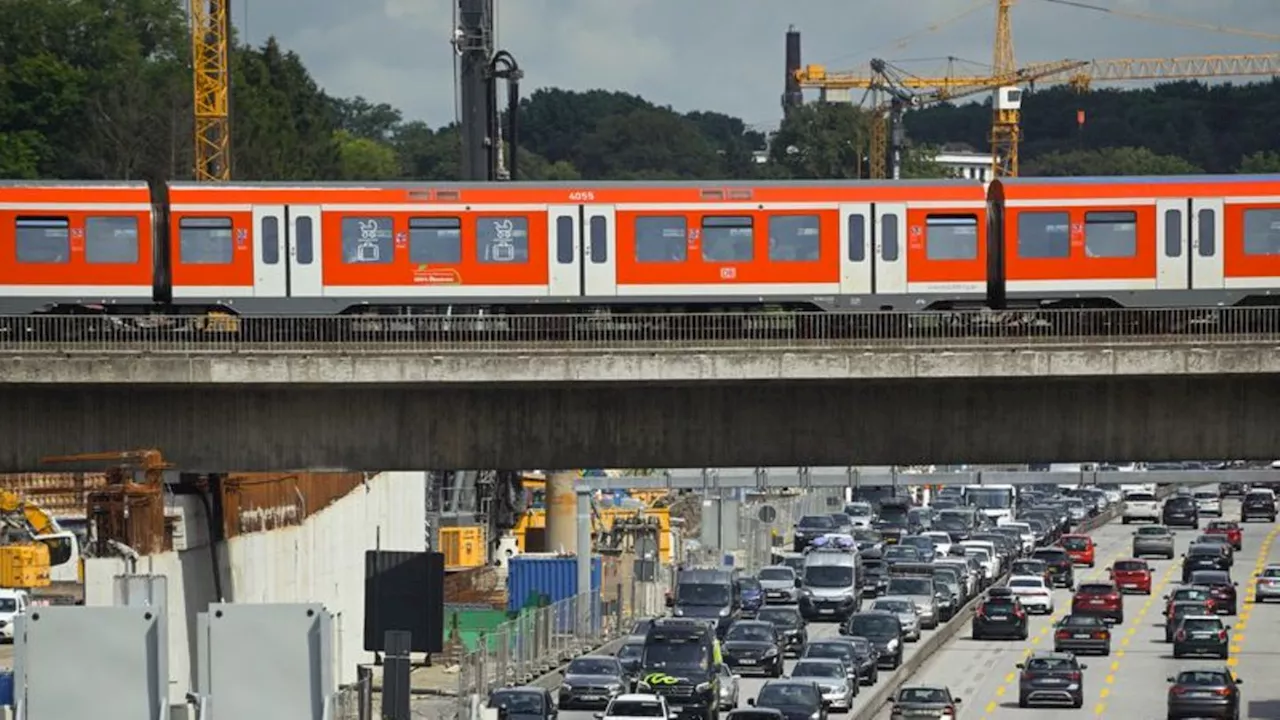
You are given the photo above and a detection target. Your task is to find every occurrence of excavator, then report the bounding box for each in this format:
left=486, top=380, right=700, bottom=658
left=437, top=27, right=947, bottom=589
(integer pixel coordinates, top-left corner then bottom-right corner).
left=0, top=489, right=83, bottom=594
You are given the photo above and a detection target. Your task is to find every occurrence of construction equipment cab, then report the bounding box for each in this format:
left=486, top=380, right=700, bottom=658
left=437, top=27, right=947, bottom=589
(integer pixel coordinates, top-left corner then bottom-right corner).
left=673, top=568, right=740, bottom=638
left=0, top=589, right=30, bottom=643
left=637, top=618, right=719, bottom=720
left=0, top=489, right=83, bottom=587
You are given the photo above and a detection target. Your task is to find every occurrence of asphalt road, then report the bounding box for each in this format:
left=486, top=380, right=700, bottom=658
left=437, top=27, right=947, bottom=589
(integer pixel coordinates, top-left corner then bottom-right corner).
left=869, top=488, right=1279, bottom=719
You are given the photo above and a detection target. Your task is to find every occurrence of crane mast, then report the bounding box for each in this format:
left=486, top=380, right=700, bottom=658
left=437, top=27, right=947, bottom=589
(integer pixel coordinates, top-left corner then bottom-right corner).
left=191, top=0, right=231, bottom=182
left=990, top=0, right=1020, bottom=177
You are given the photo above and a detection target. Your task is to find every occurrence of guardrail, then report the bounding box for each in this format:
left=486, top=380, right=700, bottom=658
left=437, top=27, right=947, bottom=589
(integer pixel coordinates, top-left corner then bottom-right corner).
left=1, top=306, right=1279, bottom=353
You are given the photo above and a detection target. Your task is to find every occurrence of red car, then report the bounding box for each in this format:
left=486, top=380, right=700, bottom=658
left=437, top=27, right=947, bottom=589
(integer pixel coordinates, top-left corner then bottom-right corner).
left=1060, top=534, right=1096, bottom=567
left=1109, top=559, right=1153, bottom=595
left=1072, top=582, right=1124, bottom=624
left=1205, top=520, right=1243, bottom=550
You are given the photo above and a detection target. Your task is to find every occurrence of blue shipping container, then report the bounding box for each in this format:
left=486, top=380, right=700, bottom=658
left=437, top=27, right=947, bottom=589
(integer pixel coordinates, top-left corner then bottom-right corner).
left=506, top=556, right=602, bottom=614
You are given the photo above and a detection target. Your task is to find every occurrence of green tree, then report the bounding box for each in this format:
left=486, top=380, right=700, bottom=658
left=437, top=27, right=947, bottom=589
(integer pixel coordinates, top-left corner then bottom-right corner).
left=334, top=130, right=399, bottom=179
left=1240, top=150, right=1280, bottom=173
left=573, top=108, right=722, bottom=180
left=1023, top=146, right=1201, bottom=176
left=770, top=103, right=868, bottom=179
left=330, top=96, right=403, bottom=142
left=900, top=144, right=951, bottom=179
left=393, top=122, right=460, bottom=180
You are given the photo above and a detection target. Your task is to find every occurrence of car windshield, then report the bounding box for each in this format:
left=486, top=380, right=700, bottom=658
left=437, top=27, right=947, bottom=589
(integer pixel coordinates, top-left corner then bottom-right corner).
left=490, top=691, right=544, bottom=714
left=799, top=516, right=836, bottom=530
left=1188, top=546, right=1222, bottom=556
left=741, top=578, right=762, bottom=592
left=805, top=643, right=853, bottom=661
left=1026, top=657, right=1078, bottom=672
left=1078, top=584, right=1115, bottom=594
left=846, top=503, right=872, bottom=516
left=982, top=598, right=1017, bottom=611
left=1061, top=615, right=1105, bottom=627
left=726, top=625, right=774, bottom=642
left=1171, top=603, right=1205, bottom=616
left=1114, top=561, right=1146, bottom=571
left=608, top=701, right=665, bottom=717
left=887, top=578, right=932, bottom=595
left=793, top=662, right=843, bottom=678
left=757, top=609, right=800, bottom=628
left=966, top=488, right=1014, bottom=509
left=1176, top=671, right=1232, bottom=687
left=0, top=599, right=16, bottom=613
left=1174, top=588, right=1211, bottom=599
left=1009, top=578, right=1044, bottom=589
left=756, top=684, right=820, bottom=707
left=1012, top=561, right=1046, bottom=573
left=1061, top=537, right=1089, bottom=550
left=804, top=566, right=854, bottom=588
left=1260, top=568, right=1280, bottom=579
left=897, top=688, right=950, bottom=704
left=965, top=548, right=990, bottom=560
left=618, top=643, right=643, bottom=659
left=1136, top=527, right=1170, bottom=536
left=1181, top=618, right=1223, bottom=631
left=677, top=583, right=731, bottom=606
left=847, top=616, right=899, bottom=637
left=884, top=546, right=919, bottom=560
left=1194, top=491, right=1217, bottom=499
left=632, top=619, right=652, bottom=635
left=1208, top=521, right=1236, bottom=530
left=1033, top=550, right=1068, bottom=562
left=1126, top=493, right=1156, bottom=502
left=641, top=638, right=710, bottom=670
left=872, top=600, right=913, bottom=613
left=568, top=658, right=619, bottom=675
left=1191, top=572, right=1230, bottom=585
left=759, top=568, right=793, bottom=581
left=935, top=516, right=967, bottom=530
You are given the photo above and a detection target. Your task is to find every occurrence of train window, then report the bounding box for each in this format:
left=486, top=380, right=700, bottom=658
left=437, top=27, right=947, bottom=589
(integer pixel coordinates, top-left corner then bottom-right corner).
left=881, top=214, right=899, bottom=262
left=847, top=214, right=866, bottom=262
left=590, top=215, right=608, bottom=264
left=477, top=216, right=529, bottom=264
left=410, top=217, right=462, bottom=263
left=554, top=216, right=574, bottom=264
left=14, top=217, right=70, bottom=264
left=341, top=216, right=394, bottom=264
left=1016, top=212, right=1070, bottom=259
left=702, top=216, right=753, bottom=262
left=296, top=216, right=314, bottom=265
left=635, top=216, right=687, bottom=262
left=1198, top=208, right=1216, bottom=257
left=1164, top=209, right=1183, bottom=258
left=768, top=215, right=820, bottom=261
left=925, top=215, right=979, bottom=261
left=1084, top=211, right=1137, bottom=258
left=178, top=217, right=234, bottom=265
left=84, top=216, right=139, bottom=264
left=1242, top=209, right=1280, bottom=256
left=259, top=216, right=279, bottom=265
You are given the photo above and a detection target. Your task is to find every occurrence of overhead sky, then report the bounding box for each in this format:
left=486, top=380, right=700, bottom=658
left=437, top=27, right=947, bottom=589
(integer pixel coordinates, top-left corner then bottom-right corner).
left=235, top=0, right=1279, bottom=130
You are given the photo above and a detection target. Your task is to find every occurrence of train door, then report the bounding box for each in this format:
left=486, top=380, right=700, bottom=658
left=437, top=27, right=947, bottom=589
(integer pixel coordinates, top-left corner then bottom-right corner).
left=582, top=205, right=618, bottom=296
left=1155, top=199, right=1189, bottom=290
left=874, top=203, right=908, bottom=294
left=251, top=205, right=288, bottom=297
left=1190, top=197, right=1225, bottom=289
left=547, top=205, right=580, bottom=297
left=838, top=204, right=873, bottom=294
left=288, top=205, right=323, bottom=297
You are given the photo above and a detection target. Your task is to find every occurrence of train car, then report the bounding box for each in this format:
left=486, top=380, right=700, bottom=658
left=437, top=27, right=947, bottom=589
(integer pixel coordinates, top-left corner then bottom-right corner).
left=164, top=179, right=989, bottom=314
left=988, top=175, right=1280, bottom=309
left=0, top=181, right=157, bottom=314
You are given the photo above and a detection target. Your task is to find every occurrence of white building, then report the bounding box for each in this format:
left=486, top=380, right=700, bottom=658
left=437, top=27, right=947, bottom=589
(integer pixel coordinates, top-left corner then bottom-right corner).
left=936, top=149, right=996, bottom=182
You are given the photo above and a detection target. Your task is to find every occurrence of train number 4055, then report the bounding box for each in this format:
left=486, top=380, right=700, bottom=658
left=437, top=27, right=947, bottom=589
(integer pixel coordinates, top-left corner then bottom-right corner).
left=568, top=190, right=596, bottom=201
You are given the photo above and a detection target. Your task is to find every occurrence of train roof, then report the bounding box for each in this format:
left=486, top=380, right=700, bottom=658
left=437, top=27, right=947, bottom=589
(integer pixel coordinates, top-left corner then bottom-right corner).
left=993, top=173, right=1280, bottom=199
left=0, top=180, right=150, bottom=189
left=165, top=179, right=986, bottom=190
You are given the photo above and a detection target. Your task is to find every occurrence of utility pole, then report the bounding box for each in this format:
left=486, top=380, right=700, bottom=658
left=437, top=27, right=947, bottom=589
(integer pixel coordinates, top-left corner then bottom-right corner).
left=454, top=0, right=522, bottom=181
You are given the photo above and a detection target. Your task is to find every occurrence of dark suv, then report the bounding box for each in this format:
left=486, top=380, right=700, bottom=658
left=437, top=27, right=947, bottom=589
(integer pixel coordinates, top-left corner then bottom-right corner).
left=1162, top=496, right=1199, bottom=529
left=1172, top=615, right=1230, bottom=659
left=1017, top=652, right=1087, bottom=709
left=1242, top=492, right=1277, bottom=523
left=972, top=589, right=1029, bottom=640
left=1031, top=547, right=1075, bottom=590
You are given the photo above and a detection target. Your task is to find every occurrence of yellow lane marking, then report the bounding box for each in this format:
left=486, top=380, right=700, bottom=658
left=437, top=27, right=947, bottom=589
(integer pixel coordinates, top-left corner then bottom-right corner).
left=1095, top=541, right=1181, bottom=713
left=1109, top=661, right=1120, bottom=672
left=985, top=700, right=997, bottom=714
left=1099, top=686, right=1111, bottom=698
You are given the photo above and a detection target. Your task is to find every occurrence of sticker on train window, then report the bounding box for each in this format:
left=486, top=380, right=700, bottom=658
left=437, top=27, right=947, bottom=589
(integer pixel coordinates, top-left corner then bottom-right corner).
left=341, top=217, right=395, bottom=264
left=477, top=216, right=529, bottom=264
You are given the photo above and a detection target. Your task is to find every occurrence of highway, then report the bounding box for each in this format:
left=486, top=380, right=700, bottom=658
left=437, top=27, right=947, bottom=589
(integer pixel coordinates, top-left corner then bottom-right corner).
left=870, top=491, right=1279, bottom=719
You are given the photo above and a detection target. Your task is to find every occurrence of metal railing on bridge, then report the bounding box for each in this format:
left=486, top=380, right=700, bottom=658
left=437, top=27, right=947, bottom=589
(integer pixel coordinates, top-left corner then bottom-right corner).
left=2, top=307, right=1280, bottom=353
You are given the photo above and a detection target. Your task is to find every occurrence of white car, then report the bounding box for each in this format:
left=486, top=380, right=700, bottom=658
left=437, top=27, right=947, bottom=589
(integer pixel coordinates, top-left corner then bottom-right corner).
left=0, top=589, right=28, bottom=642
left=844, top=502, right=875, bottom=528
left=1006, top=575, right=1054, bottom=614
left=1194, top=490, right=1222, bottom=516
left=600, top=694, right=670, bottom=720
left=996, top=521, right=1036, bottom=554
left=1121, top=491, right=1161, bottom=524
left=922, top=531, right=953, bottom=558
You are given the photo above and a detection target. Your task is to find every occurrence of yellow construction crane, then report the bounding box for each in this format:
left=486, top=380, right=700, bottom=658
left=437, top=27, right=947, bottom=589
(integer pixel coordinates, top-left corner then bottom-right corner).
left=794, top=0, right=1280, bottom=178
left=191, top=0, right=231, bottom=181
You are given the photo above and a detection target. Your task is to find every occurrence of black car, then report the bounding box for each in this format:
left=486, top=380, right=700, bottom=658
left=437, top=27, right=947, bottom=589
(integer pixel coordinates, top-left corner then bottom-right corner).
left=615, top=636, right=646, bottom=684
left=888, top=685, right=962, bottom=719
left=1219, top=482, right=1248, bottom=498
left=756, top=606, right=807, bottom=657
left=1167, top=668, right=1242, bottom=720
left=1172, top=615, right=1231, bottom=659
left=794, top=515, right=838, bottom=551
left=1030, top=547, right=1075, bottom=589
left=972, top=589, right=1029, bottom=640
left=1188, top=570, right=1239, bottom=615
left=882, top=545, right=924, bottom=565
left=1017, top=652, right=1087, bottom=709
left=750, top=680, right=828, bottom=720
left=1183, top=544, right=1231, bottom=580
left=842, top=611, right=904, bottom=669
left=488, top=687, right=557, bottom=720
left=726, top=711, right=784, bottom=720
left=1242, top=491, right=1277, bottom=522
left=558, top=656, right=628, bottom=709
left=860, top=552, right=889, bottom=598
left=721, top=620, right=784, bottom=677
left=1163, top=496, right=1200, bottom=528
left=932, top=514, right=971, bottom=543
left=1052, top=614, right=1111, bottom=656
left=803, top=638, right=879, bottom=686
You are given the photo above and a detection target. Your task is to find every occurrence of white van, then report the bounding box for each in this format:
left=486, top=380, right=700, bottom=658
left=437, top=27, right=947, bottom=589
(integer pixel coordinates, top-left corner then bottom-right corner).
left=959, top=540, right=1000, bottom=580
left=0, top=589, right=30, bottom=642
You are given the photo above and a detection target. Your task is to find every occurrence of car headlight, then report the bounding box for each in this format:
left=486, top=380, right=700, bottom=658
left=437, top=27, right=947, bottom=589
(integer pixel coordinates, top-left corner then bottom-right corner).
left=673, top=608, right=684, bottom=617
left=719, top=607, right=730, bottom=617
left=763, top=647, right=779, bottom=657
left=562, top=684, right=573, bottom=691
left=608, top=684, right=622, bottom=692
left=637, top=682, right=651, bottom=691
left=809, top=712, right=820, bottom=720
left=696, top=682, right=713, bottom=694
left=886, top=638, right=899, bottom=650
left=801, top=589, right=813, bottom=597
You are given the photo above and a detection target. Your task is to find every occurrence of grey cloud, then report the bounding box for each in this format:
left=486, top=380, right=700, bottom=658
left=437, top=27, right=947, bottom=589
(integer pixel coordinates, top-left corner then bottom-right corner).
left=236, top=0, right=1279, bottom=129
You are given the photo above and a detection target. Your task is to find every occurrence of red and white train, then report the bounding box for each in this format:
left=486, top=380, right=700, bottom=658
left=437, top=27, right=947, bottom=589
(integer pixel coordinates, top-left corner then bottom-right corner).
left=1, top=175, right=1278, bottom=315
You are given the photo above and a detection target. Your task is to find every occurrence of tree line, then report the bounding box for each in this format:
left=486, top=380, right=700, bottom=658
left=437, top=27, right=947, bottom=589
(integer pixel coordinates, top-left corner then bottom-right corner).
left=3, top=0, right=1279, bottom=184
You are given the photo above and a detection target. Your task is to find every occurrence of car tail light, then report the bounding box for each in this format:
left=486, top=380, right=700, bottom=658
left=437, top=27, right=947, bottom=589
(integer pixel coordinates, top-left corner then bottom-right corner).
left=1014, top=607, right=1026, bottom=618
left=1092, top=631, right=1107, bottom=639
left=1171, top=686, right=1189, bottom=696
left=1055, top=630, right=1070, bottom=639
left=1219, top=630, right=1228, bottom=641
left=944, top=705, right=956, bottom=717
left=1214, top=688, right=1231, bottom=697
left=1067, top=671, right=1081, bottom=681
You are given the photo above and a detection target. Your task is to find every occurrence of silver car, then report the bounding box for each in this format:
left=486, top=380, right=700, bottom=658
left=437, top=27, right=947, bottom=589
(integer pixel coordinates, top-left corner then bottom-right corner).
left=869, top=596, right=922, bottom=641
left=1132, top=525, right=1176, bottom=560
left=789, top=658, right=856, bottom=712
left=1255, top=564, right=1280, bottom=603
left=715, top=663, right=740, bottom=710
left=758, top=566, right=799, bottom=604
left=885, top=576, right=940, bottom=629
left=844, top=502, right=875, bottom=529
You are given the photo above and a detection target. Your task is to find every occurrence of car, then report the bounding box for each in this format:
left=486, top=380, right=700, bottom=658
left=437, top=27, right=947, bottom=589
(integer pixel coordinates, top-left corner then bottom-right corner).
left=1059, top=534, right=1096, bottom=567
left=740, top=577, right=764, bottom=617
left=884, top=576, right=940, bottom=629
left=1241, top=491, right=1277, bottom=522
left=1030, top=547, right=1075, bottom=589
left=1132, top=525, right=1176, bottom=559
left=599, top=694, right=672, bottom=720
left=1220, top=482, right=1249, bottom=498
left=897, top=535, right=936, bottom=562
left=842, top=611, right=904, bottom=669
left=1165, top=585, right=1219, bottom=617
left=1193, top=490, right=1223, bottom=516
left=721, top=620, right=785, bottom=676
left=1183, top=544, right=1232, bottom=580
left=921, top=531, right=953, bottom=558
left=887, top=685, right=962, bottom=719
left=1166, top=668, right=1243, bottom=720
left=789, top=659, right=857, bottom=711
left=1254, top=563, right=1280, bottom=603
left=1164, top=600, right=1214, bottom=643
left=725, top=711, right=784, bottom=720
left=1162, top=496, right=1200, bottom=528
left=868, top=597, right=922, bottom=641
left=803, top=638, right=879, bottom=687
left=883, top=545, right=925, bottom=565
left=1052, top=614, right=1112, bottom=655
left=1172, top=615, right=1231, bottom=659
left=757, top=566, right=800, bottom=605
left=1193, top=534, right=1236, bottom=566
left=1109, top=559, right=1153, bottom=595
left=843, top=502, right=876, bottom=529
left=1009, top=559, right=1051, bottom=585
left=1006, top=575, right=1054, bottom=614
left=1122, top=491, right=1161, bottom=524
left=1205, top=520, right=1243, bottom=551
left=749, top=680, right=828, bottom=720
left=972, top=589, right=1029, bottom=640
left=1071, top=582, right=1124, bottom=624
left=1016, top=651, right=1087, bottom=709
left=616, top=637, right=646, bottom=683
left=715, top=665, right=740, bottom=711
left=756, top=606, right=808, bottom=657
left=1188, top=570, right=1239, bottom=615
left=489, top=687, right=557, bottom=720
left=794, top=515, right=839, bottom=551
left=559, top=656, right=629, bottom=709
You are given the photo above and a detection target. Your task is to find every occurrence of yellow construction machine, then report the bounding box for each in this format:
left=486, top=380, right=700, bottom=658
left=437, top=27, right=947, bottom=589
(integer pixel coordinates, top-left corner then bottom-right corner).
left=0, top=489, right=82, bottom=590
